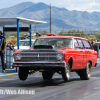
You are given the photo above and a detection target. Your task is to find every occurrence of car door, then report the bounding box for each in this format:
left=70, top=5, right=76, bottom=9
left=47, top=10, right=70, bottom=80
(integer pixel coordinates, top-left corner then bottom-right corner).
left=82, top=40, right=94, bottom=68
left=73, top=39, right=84, bottom=69
left=77, top=39, right=84, bottom=68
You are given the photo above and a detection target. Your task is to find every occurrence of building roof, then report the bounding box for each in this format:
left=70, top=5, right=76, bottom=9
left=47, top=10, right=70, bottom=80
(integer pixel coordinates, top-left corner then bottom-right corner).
left=0, top=17, right=47, bottom=26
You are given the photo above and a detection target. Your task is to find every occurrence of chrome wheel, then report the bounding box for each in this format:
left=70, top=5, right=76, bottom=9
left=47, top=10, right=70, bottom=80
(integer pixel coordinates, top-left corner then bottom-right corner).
left=86, top=62, right=91, bottom=79
left=62, top=63, right=71, bottom=81
left=66, top=64, right=70, bottom=80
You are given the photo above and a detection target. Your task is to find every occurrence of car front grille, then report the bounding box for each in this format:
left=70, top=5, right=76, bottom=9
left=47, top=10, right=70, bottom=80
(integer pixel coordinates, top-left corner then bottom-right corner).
left=21, top=52, right=57, bottom=62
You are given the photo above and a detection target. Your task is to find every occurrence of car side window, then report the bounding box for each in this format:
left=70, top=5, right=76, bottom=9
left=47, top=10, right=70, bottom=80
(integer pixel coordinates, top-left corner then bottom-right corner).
left=83, top=40, right=92, bottom=49
left=74, top=39, right=79, bottom=48
left=78, top=40, right=84, bottom=49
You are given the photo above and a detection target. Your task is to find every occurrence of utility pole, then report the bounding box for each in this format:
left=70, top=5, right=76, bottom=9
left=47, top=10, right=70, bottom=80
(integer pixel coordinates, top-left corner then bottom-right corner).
left=85, top=28, right=86, bottom=33
left=50, top=3, right=51, bottom=33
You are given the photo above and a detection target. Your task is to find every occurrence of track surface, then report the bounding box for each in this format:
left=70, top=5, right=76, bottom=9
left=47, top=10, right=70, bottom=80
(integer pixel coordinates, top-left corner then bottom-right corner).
left=0, top=64, right=100, bottom=100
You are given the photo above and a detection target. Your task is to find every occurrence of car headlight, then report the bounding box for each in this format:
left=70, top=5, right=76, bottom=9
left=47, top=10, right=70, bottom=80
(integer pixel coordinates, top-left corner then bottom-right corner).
left=14, top=53, right=22, bottom=60
left=56, top=53, right=64, bottom=61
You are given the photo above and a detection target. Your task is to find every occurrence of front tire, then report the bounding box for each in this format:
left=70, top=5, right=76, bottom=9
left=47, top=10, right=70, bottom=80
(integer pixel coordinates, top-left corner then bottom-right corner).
left=18, top=67, right=28, bottom=81
left=79, top=62, right=91, bottom=80
left=62, top=63, right=71, bottom=81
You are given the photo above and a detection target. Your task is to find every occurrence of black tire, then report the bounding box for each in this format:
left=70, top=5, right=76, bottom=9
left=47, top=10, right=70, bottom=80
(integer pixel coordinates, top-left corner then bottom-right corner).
left=42, top=71, right=53, bottom=80
left=62, top=63, right=71, bottom=81
left=79, top=62, right=91, bottom=80
left=18, top=67, right=28, bottom=81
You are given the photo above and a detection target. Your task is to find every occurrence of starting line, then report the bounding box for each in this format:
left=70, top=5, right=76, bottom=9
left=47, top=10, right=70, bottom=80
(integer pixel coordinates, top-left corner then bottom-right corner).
left=0, top=73, right=18, bottom=77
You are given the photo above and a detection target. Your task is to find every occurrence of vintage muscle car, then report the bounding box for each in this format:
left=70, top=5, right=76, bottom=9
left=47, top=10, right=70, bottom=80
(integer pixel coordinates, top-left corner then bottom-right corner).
left=13, top=36, right=97, bottom=81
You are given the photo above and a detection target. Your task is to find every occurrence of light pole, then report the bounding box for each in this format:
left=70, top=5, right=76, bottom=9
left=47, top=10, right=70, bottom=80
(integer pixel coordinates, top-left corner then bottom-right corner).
left=50, top=4, right=51, bottom=33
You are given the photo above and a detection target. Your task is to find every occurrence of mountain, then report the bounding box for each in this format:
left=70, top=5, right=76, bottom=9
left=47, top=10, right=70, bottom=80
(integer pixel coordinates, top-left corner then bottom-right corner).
left=93, top=11, right=100, bottom=15
left=0, top=2, right=100, bottom=32
left=0, top=2, right=34, bottom=17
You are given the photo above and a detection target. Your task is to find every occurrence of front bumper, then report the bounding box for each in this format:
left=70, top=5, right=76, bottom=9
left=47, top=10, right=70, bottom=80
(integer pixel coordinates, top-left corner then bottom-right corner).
left=13, top=61, right=66, bottom=68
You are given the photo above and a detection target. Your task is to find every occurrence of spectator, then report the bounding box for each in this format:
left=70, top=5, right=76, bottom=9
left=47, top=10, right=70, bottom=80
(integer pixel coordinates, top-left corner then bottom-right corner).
left=0, top=31, right=6, bottom=73
left=91, top=39, right=94, bottom=45
left=35, top=33, right=41, bottom=45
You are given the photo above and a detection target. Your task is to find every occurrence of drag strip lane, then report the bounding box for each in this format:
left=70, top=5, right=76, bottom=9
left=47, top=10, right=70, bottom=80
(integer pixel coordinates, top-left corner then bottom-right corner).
left=0, top=64, right=100, bottom=100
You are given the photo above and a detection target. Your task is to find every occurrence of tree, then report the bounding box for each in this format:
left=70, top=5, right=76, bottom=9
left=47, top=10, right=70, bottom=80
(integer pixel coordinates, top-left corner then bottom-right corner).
left=95, top=32, right=100, bottom=39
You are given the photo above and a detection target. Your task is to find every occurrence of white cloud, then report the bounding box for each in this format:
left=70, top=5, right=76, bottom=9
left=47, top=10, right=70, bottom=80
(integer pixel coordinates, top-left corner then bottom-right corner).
left=63, top=0, right=100, bottom=12
left=88, top=1, right=98, bottom=6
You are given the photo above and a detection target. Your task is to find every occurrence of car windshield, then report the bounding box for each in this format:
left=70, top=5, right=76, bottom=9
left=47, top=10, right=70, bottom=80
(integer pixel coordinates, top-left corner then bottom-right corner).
left=33, top=38, right=73, bottom=48
left=15, top=41, right=32, bottom=46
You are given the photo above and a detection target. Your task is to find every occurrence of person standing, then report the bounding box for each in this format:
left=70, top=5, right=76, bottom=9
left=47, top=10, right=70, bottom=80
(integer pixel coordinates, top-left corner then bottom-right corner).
left=91, top=39, right=94, bottom=45
left=35, top=33, right=41, bottom=45
left=0, top=31, right=6, bottom=73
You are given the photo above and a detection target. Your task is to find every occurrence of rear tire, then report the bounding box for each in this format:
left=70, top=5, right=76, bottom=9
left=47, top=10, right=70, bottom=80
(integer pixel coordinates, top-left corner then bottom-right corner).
left=79, top=62, right=91, bottom=80
left=62, top=63, right=71, bottom=81
left=18, top=67, right=28, bottom=81
left=42, top=71, right=53, bottom=80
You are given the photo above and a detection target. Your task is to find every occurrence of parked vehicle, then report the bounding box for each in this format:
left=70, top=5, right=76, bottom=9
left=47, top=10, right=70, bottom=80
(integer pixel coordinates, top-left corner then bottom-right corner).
left=14, top=39, right=35, bottom=50
left=13, top=36, right=97, bottom=81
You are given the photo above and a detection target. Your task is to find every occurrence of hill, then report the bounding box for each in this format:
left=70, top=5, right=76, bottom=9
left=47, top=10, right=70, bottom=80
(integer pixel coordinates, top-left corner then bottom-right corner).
left=1, top=2, right=100, bottom=32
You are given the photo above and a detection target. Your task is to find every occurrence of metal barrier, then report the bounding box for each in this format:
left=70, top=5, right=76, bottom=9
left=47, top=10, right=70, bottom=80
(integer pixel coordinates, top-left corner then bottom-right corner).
left=6, top=46, right=14, bottom=69
left=0, top=43, right=14, bottom=70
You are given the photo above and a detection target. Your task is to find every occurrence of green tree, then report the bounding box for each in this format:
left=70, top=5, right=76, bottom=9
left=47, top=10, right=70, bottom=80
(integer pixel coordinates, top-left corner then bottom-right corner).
left=95, top=32, right=100, bottom=39
left=5, top=33, right=10, bottom=38
left=59, top=29, right=64, bottom=36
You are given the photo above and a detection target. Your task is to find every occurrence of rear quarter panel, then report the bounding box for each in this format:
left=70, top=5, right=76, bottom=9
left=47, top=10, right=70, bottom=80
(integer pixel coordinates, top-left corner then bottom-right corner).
left=88, top=41, right=97, bottom=67
left=91, top=50, right=97, bottom=67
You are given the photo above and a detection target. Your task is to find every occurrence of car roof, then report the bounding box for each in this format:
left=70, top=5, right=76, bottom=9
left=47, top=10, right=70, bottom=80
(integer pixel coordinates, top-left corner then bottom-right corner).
left=39, top=36, right=88, bottom=41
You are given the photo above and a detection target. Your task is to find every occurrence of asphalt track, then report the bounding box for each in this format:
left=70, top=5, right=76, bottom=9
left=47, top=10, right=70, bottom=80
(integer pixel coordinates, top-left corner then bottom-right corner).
left=0, top=63, right=100, bottom=100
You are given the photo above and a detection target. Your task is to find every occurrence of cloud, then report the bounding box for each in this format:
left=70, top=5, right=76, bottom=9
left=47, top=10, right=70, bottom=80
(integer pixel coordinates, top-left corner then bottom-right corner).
left=88, top=1, right=98, bottom=6
left=64, top=0, right=100, bottom=12
left=85, top=1, right=100, bottom=12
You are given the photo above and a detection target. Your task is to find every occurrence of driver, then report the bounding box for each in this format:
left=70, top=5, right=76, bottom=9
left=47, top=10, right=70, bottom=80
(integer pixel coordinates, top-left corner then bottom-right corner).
left=56, top=41, right=63, bottom=47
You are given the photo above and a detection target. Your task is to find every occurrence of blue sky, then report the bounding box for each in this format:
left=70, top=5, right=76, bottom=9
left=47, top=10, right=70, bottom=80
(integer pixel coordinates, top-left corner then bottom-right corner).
left=0, top=0, right=100, bottom=12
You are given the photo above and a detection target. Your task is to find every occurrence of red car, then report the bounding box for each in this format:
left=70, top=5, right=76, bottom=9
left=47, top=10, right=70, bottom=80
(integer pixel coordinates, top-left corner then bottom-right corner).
left=13, top=36, right=97, bottom=81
